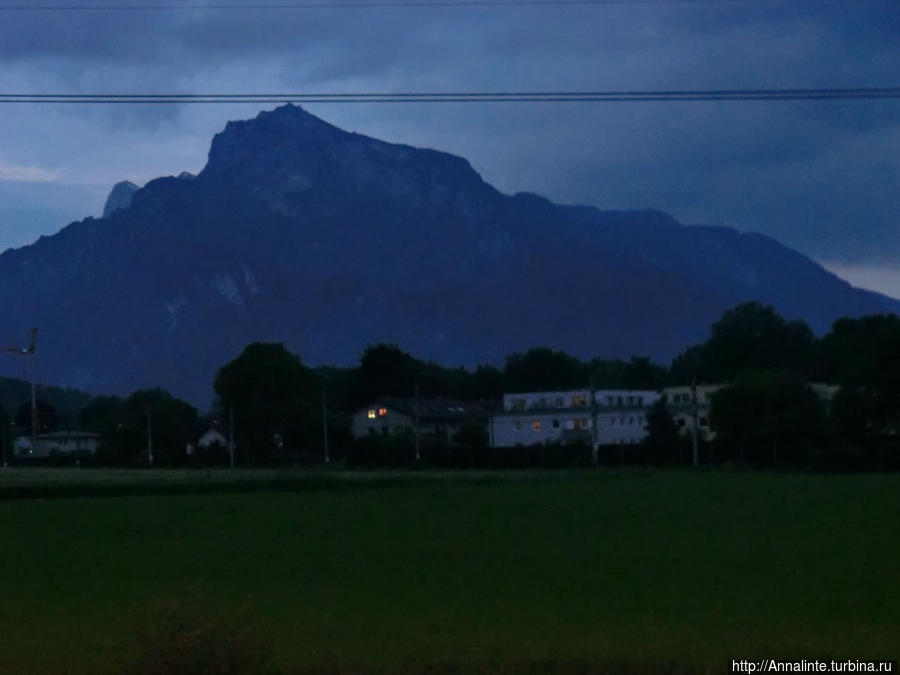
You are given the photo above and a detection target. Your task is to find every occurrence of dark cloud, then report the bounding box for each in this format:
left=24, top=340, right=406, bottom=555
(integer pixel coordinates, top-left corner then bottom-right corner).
left=0, top=0, right=898, bottom=268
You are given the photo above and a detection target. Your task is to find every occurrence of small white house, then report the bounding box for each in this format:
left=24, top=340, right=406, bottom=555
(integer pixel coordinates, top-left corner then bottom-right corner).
left=197, top=428, right=228, bottom=448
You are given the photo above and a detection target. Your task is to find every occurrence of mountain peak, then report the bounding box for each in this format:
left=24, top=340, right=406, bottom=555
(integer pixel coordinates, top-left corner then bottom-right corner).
left=102, top=180, right=140, bottom=218
left=196, top=104, right=492, bottom=217
left=201, top=104, right=345, bottom=176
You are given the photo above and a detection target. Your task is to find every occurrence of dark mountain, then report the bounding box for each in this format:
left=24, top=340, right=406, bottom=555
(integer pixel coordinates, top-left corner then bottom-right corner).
left=0, top=104, right=896, bottom=406
left=0, top=375, right=91, bottom=428
left=102, top=180, right=139, bottom=218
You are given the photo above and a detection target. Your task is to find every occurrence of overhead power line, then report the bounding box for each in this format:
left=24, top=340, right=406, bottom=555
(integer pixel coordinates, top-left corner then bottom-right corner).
left=1, top=88, right=899, bottom=103
left=0, top=0, right=825, bottom=10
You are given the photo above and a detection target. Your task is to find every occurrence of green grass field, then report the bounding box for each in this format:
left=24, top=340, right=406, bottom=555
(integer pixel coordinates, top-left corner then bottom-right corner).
left=0, top=469, right=897, bottom=674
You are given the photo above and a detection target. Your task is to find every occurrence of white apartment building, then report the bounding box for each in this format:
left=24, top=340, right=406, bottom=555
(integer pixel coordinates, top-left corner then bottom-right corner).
left=491, top=388, right=662, bottom=448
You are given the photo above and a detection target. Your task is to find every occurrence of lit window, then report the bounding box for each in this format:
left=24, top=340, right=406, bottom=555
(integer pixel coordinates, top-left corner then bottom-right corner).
left=378, top=408, right=388, bottom=418
left=572, top=395, right=587, bottom=408
left=533, top=420, right=542, bottom=431
left=573, top=418, right=589, bottom=430
left=367, top=409, right=376, bottom=419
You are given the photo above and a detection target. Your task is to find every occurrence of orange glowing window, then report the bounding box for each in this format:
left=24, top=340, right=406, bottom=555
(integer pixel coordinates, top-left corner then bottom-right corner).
left=377, top=408, right=388, bottom=418
left=533, top=420, right=542, bottom=431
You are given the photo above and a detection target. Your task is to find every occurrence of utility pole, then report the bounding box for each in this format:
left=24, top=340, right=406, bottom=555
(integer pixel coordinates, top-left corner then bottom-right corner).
left=322, top=388, right=330, bottom=463
left=30, top=378, right=38, bottom=458
left=229, top=406, right=235, bottom=469
left=413, top=384, right=420, bottom=463
left=590, top=377, right=599, bottom=465
left=690, top=379, right=700, bottom=468
left=147, top=408, right=153, bottom=467
left=3, top=328, right=39, bottom=461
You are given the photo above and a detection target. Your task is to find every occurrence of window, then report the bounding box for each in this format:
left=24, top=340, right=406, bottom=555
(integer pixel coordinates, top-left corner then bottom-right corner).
left=606, top=396, right=614, bottom=406
left=552, top=419, right=560, bottom=428
left=510, top=398, right=526, bottom=411
left=555, top=397, right=564, bottom=407
left=573, top=418, right=589, bottom=430
left=378, top=408, right=388, bottom=418
left=617, top=396, right=624, bottom=406
left=629, top=417, right=634, bottom=426
left=367, top=409, right=377, bottom=419
left=513, top=420, right=523, bottom=431
left=571, top=395, right=587, bottom=408
left=539, top=398, right=547, bottom=408
left=677, top=418, right=686, bottom=427
left=533, top=420, right=542, bottom=431
left=699, top=416, right=708, bottom=427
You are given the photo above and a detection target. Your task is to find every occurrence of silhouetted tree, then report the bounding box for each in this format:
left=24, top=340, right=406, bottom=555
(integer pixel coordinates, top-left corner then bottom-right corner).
left=122, top=389, right=198, bottom=467
left=710, top=371, right=826, bottom=468
left=214, top=343, right=318, bottom=463
left=470, top=364, right=507, bottom=401
left=355, top=343, right=418, bottom=403
left=79, top=395, right=125, bottom=436
left=813, top=314, right=900, bottom=385
left=705, top=302, right=813, bottom=379
left=671, top=303, right=813, bottom=383
left=643, top=395, right=681, bottom=465
left=504, top=347, right=587, bottom=391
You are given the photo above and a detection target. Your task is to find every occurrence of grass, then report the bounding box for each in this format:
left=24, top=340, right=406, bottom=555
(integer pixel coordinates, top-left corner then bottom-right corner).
left=0, top=469, right=897, bottom=673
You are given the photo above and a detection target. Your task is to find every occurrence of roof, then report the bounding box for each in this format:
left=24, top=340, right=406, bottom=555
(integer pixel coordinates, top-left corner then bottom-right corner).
left=31, top=430, right=101, bottom=440
left=368, top=398, right=489, bottom=423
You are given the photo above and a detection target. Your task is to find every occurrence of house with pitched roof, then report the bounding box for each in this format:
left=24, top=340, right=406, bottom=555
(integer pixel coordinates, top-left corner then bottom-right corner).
left=351, top=397, right=489, bottom=444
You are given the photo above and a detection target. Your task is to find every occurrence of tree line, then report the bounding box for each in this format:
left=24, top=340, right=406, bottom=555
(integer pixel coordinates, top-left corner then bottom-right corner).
left=7, top=301, right=900, bottom=470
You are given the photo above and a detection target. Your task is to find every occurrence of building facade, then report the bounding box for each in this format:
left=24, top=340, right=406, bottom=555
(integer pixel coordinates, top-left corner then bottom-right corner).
left=491, top=389, right=663, bottom=448
left=661, top=384, right=724, bottom=441
left=14, top=430, right=101, bottom=458
left=351, top=398, right=489, bottom=444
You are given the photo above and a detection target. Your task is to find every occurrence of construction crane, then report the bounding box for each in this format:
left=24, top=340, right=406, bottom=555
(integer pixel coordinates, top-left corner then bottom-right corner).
left=1, top=327, right=39, bottom=466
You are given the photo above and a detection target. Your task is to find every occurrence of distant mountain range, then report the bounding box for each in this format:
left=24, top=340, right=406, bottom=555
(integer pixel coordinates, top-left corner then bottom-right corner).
left=0, top=104, right=896, bottom=407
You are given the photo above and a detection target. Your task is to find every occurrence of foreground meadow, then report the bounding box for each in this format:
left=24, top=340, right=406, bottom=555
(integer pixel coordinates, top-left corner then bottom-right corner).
left=0, top=469, right=897, bottom=674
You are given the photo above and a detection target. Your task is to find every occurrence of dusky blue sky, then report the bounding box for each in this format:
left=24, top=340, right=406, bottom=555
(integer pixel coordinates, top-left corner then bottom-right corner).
left=0, top=1, right=898, bottom=295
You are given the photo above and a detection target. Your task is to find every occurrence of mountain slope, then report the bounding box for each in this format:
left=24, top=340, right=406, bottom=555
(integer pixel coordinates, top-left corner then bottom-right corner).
left=0, top=104, right=896, bottom=406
